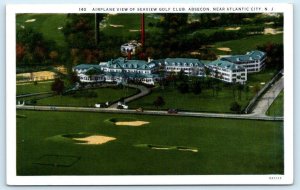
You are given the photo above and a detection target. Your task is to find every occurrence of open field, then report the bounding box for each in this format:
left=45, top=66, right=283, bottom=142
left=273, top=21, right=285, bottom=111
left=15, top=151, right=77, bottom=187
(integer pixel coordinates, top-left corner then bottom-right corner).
left=17, top=81, right=53, bottom=95
left=129, top=69, right=278, bottom=113
left=17, top=110, right=283, bottom=175
left=101, top=14, right=161, bottom=38
left=16, top=14, right=67, bottom=47
left=129, top=85, right=250, bottom=113
left=267, top=90, right=284, bottom=117
left=213, top=34, right=283, bottom=55
left=31, top=87, right=139, bottom=107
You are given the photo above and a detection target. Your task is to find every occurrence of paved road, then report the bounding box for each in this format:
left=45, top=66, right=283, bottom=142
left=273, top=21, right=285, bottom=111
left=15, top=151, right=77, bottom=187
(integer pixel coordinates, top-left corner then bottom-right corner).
left=109, top=84, right=151, bottom=108
left=17, top=105, right=283, bottom=121
left=252, top=77, right=284, bottom=116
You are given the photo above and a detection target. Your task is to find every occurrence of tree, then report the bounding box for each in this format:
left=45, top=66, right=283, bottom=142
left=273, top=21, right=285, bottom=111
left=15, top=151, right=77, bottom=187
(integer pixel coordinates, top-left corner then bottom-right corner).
left=192, top=80, right=202, bottom=95
left=153, top=96, right=165, bottom=109
left=69, top=71, right=80, bottom=85
left=253, top=84, right=261, bottom=94
left=16, top=28, right=57, bottom=65
left=51, top=78, right=65, bottom=95
left=178, top=82, right=189, bottom=94
left=230, top=101, right=241, bottom=113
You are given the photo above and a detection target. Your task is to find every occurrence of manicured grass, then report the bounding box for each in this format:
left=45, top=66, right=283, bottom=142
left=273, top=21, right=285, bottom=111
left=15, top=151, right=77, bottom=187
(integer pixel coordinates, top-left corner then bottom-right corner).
left=213, top=34, right=283, bottom=55
left=17, top=81, right=53, bottom=95
left=129, top=85, right=250, bottom=113
left=247, top=68, right=278, bottom=87
left=101, top=14, right=161, bottom=38
left=17, top=110, right=283, bottom=175
left=16, top=14, right=67, bottom=47
left=34, top=87, right=139, bottom=107
left=267, top=90, right=284, bottom=117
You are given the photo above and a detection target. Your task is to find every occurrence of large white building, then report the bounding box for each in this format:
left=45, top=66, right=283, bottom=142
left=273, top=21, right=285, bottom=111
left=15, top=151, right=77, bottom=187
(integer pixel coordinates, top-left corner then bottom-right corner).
left=164, top=58, right=205, bottom=77
left=74, top=57, right=160, bottom=85
left=73, top=50, right=265, bottom=85
left=73, top=64, right=105, bottom=83
left=206, top=60, right=247, bottom=84
left=220, top=50, right=266, bottom=73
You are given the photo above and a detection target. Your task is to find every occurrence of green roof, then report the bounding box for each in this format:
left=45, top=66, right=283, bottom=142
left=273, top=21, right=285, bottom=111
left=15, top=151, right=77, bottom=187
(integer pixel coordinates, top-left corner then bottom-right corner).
left=208, top=60, right=245, bottom=71
left=165, top=58, right=204, bottom=67
left=220, top=50, right=266, bottom=63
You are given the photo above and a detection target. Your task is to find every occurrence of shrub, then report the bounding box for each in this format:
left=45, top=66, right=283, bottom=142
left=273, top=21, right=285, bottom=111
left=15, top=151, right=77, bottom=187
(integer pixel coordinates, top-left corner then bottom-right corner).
left=230, top=101, right=241, bottom=113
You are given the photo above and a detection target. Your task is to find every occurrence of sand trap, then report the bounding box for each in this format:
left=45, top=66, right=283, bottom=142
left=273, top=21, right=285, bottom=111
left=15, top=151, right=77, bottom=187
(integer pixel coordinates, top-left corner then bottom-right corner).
left=178, top=148, right=198, bottom=153
left=57, top=27, right=63, bottom=30
left=264, top=28, right=283, bottom=35
left=217, top=47, right=232, bottom=52
left=190, top=51, right=201, bottom=55
left=115, top=121, right=149, bottom=126
left=109, top=24, right=124, bottom=28
left=152, top=147, right=171, bottom=150
left=260, top=82, right=265, bottom=85
left=73, top=135, right=116, bottom=145
left=25, top=19, right=36, bottom=23
left=225, top=27, right=241, bottom=31
left=129, top=29, right=141, bottom=32
left=265, top=22, right=274, bottom=25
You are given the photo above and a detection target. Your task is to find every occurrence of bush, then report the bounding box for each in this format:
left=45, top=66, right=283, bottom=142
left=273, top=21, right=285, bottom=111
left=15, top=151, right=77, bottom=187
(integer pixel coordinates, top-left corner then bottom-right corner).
left=230, top=101, right=241, bottom=113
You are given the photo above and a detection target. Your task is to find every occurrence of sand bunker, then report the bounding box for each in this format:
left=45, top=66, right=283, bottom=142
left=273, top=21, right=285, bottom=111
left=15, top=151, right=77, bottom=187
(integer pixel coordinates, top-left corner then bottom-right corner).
left=265, top=21, right=274, bottom=25
left=73, top=135, right=116, bottom=145
left=225, top=27, right=241, bottom=31
left=109, top=24, right=124, bottom=28
left=190, top=51, right=201, bottom=55
left=57, top=27, right=63, bottom=30
left=129, top=29, right=141, bottom=32
left=264, top=28, right=283, bottom=35
left=115, top=121, right=149, bottom=126
left=217, top=47, right=232, bottom=52
left=25, top=19, right=36, bottom=23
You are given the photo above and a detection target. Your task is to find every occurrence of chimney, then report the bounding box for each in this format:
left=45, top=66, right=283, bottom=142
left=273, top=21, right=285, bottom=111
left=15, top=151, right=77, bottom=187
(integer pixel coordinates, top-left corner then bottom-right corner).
left=141, top=13, right=145, bottom=48
left=127, top=51, right=132, bottom=60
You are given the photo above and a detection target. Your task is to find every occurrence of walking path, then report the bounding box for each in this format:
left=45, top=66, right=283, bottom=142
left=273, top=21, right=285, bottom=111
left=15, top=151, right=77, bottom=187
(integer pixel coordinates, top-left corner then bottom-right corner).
left=109, top=84, right=151, bottom=108
left=252, top=77, right=284, bottom=116
left=17, top=105, right=283, bottom=121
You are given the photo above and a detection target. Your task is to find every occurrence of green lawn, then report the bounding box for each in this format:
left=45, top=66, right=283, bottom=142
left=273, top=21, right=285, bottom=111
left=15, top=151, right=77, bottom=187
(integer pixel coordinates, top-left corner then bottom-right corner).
left=17, top=110, right=283, bottom=175
left=129, top=85, right=250, bottom=113
left=247, top=68, right=278, bottom=87
left=213, top=34, right=283, bottom=55
left=101, top=14, right=161, bottom=38
left=16, top=14, right=67, bottom=47
left=267, top=90, right=284, bottom=117
left=17, top=81, right=53, bottom=95
left=33, top=87, right=139, bottom=107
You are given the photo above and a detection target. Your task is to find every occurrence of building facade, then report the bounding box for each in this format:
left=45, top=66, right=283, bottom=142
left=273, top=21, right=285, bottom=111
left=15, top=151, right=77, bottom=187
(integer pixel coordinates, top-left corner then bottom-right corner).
left=220, top=50, right=266, bottom=73
left=206, top=60, right=247, bottom=84
left=164, top=58, right=205, bottom=77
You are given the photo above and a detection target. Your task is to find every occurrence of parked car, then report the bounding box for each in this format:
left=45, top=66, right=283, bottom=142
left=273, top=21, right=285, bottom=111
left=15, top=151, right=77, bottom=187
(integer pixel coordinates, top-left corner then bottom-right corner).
left=167, top=109, right=178, bottom=114
left=117, top=104, right=128, bottom=109
left=95, top=103, right=102, bottom=108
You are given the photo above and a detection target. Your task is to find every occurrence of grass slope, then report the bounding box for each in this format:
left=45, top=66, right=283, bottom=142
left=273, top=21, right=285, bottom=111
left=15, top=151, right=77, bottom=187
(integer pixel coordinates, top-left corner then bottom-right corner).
left=16, top=14, right=67, bottom=47
left=17, top=110, right=283, bottom=175
left=34, top=87, right=139, bottom=107
left=213, top=34, right=283, bottom=55
left=17, top=81, right=53, bottom=95
left=267, top=90, right=284, bottom=117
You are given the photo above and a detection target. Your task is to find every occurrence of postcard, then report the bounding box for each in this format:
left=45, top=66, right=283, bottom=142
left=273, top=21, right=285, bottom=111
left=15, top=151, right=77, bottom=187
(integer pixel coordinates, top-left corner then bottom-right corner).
left=6, top=3, right=293, bottom=185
